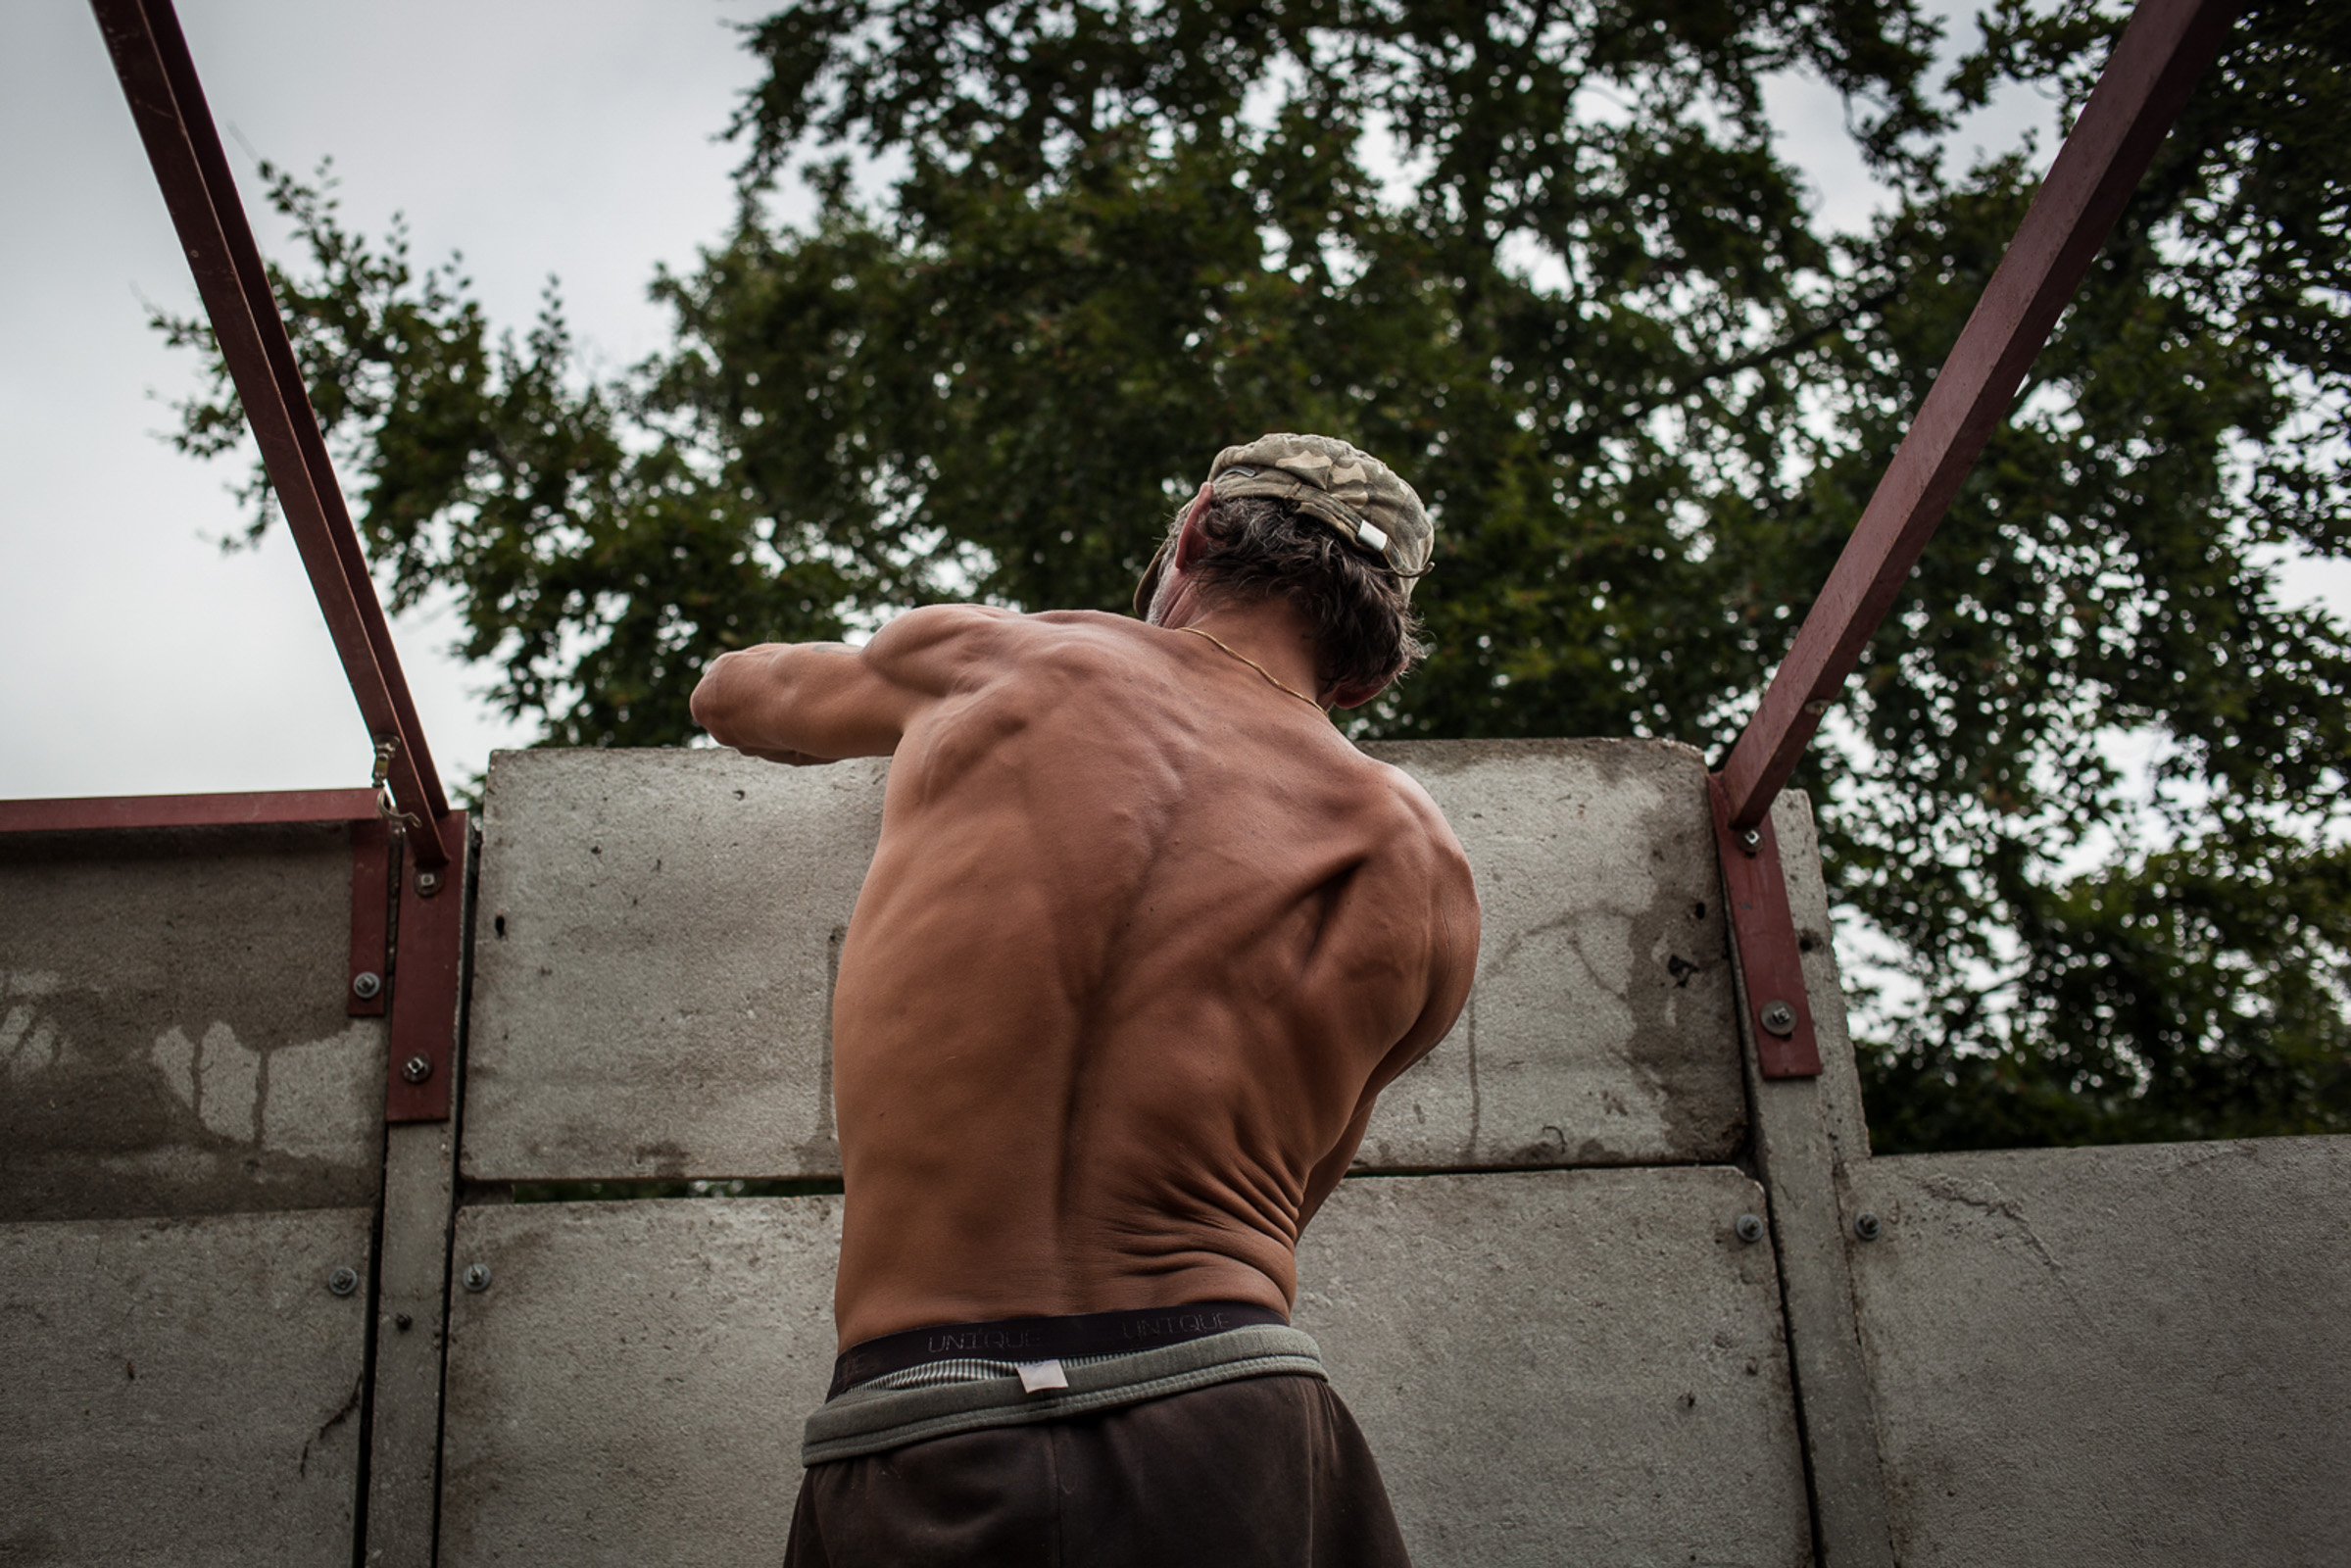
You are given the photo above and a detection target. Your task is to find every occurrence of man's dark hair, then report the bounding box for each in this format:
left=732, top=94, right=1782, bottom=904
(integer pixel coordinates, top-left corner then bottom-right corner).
left=1181, top=495, right=1429, bottom=697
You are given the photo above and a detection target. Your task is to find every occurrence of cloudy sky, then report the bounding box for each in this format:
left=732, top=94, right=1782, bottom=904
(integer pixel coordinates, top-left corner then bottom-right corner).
left=0, top=1, right=2100, bottom=803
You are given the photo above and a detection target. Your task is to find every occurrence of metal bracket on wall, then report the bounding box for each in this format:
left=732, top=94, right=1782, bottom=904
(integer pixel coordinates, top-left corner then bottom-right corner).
left=347, top=818, right=393, bottom=1017
left=383, top=812, right=467, bottom=1123
left=1708, top=774, right=1823, bottom=1080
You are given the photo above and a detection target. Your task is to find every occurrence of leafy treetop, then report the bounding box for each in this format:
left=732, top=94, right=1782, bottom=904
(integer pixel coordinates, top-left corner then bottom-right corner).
left=160, top=0, right=2351, bottom=1151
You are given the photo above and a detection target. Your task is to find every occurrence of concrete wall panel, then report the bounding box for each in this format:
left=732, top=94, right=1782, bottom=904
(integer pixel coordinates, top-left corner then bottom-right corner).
left=1845, top=1136, right=2351, bottom=1567
left=1297, top=1168, right=1811, bottom=1568
left=438, top=1196, right=838, bottom=1568
left=0, top=1206, right=375, bottom=1565
left=437, top=1166, right=1801, bottom=1567
left=465, top=751, right=880, bottom=1182
left=463, top=741, right=1741, bottom=1182
left=0, top=826, right=385, bottom=1221
left=1358, top=740, right=1742, bottom=1168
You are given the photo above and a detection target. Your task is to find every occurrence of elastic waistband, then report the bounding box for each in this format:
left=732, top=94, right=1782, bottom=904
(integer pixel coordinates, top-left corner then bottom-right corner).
left=804, top=1322, right=1325, bottom=1467
left=830, top=1301, right=1287, bottom=1398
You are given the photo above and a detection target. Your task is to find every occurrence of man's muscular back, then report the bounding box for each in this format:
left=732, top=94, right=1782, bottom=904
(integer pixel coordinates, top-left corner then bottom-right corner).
left=695, top=603, right=1478, bottom=1349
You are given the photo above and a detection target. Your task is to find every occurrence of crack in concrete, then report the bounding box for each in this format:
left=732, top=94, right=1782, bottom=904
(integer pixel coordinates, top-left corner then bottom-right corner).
left=794, top=924, right=847, bottom=1175
left=1917, top=1174, right=2098, bottom=1330
left=1463, top=988, right=1481, bottom=1163
left=298, top=1375, right=363, bottom=1479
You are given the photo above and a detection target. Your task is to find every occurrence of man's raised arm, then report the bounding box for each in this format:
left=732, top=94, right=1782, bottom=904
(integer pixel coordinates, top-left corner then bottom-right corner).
left=689, top=605, right=997, bottom=764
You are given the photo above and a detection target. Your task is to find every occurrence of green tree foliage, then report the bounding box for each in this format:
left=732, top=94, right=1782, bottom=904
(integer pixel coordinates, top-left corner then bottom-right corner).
left=160, top=0, right=2351, bottom=1151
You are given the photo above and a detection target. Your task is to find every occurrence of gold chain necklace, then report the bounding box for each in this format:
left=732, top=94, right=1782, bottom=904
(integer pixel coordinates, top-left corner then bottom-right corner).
left=1173, top=626, right=1325, bottom=711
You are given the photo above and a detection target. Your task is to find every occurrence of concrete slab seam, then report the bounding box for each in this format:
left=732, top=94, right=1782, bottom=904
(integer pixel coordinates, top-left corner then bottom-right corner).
left=1725, top=791, right=1896, bottom=1568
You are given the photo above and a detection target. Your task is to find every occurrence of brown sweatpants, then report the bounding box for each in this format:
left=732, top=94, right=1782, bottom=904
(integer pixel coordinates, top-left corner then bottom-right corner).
left=784, top=1372, right=1412, bottom=1567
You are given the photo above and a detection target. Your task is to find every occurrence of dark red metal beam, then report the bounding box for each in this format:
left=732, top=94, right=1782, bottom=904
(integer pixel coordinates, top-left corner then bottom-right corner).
left=348, top=818, right=394, bottom=1017
left=86, top=0, right=455, bottom=869
left=1709, top=777, right=1823, bottom=1078
left=384, top=811, right=467, bottom=1123
left=0, top=788, right=378, bottom=833
left=1717, top=0, right=2242, bottom=831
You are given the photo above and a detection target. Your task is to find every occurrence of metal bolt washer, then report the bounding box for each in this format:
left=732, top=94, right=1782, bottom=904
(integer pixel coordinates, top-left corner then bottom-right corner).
left=401, top=1054, right=433, bottom=1084
left=327, top=1266, right=360, bottom=1297
left=462, top=1262, right=493, bottom=1293
left=1735, top=1214, right=1765, bottom=1244
left=1853, top=1211, right=1883, bottom=1242
left=351, top=970, right=382, bottom=1001
left=1758, top=1000, right=1797, bottom=1037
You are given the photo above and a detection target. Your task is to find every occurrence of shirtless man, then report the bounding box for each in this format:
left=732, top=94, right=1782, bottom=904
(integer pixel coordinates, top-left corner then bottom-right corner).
left=691, top=434, right=1479, bottom=1567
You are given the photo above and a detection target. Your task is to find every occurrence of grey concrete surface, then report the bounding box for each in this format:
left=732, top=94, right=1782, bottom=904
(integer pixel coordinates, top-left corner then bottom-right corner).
left=1733, top=791, right=1893, bottom=1568
left=0, top=1205, right=374, bottom=1565
left=463, top=740, right=1742, bottom=1182
left=1359, top=739, right=1743, bottom=1168
left=436, top=1166, right=1804, bottom=1567
left=1773, top=791, right=1871, bottom=1164
left=0, top=824, right=386, bottom=1221
left=1845, top=1136, right=2351, bottom=1568
left=1298, top=1168, right=1810, bottom=1568
left=437, top=1196, right=840, bottom=1567
left=465, top=750, right=879, bottom=1182
left=365, top=1121, right=460, bottom=1568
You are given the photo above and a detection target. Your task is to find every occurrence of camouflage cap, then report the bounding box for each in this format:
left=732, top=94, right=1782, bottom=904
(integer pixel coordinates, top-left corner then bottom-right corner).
left=1134, top=432, right=1435, bottom=615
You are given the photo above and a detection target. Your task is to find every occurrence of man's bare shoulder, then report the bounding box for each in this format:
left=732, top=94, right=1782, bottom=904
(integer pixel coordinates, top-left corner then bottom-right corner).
left=867, top=606, right=1132, bottom=659
left=1351, top=752, right=1472, bottom=876
left=864, top=602, right=1016, bottom=652
left=856, top=603, right=1042, bottom=693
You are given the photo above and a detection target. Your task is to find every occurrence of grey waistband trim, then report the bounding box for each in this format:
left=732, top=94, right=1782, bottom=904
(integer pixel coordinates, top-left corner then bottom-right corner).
left=801, top=1323, right=1325, bottom=1467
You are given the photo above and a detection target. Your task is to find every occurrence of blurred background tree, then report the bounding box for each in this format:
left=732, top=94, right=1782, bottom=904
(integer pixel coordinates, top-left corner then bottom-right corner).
left=160, top=0, right=2351, bottom=1152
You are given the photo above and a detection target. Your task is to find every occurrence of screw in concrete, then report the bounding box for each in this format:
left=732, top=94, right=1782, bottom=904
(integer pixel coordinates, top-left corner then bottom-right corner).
left=401, top=1054, right=434, bottom=1084
left=1853, top=1211, right=1883, bottom=1242
left=327, top=1266, right=360, bottom=1297
left=462, top=1262, right=493, bottom=1294
left=1735, top=1214, right=1765, bottom=1244
left=351, top=970, right=382, bottom=1001
left=1759, top=1000, right=1797, bottom=1037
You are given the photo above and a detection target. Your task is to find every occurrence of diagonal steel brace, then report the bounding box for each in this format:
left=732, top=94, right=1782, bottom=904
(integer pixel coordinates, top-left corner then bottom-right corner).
left=87, top=0, right=457, bottom=870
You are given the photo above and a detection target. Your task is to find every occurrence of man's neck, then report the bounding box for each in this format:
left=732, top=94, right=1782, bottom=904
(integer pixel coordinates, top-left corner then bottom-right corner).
left=1162, top=595, right=1324, bottom=708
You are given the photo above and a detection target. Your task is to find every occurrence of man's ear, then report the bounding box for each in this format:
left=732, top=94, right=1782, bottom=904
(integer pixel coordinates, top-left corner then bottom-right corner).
left=1324, top=662, right=1405, bottom=710
left=1171, top=481, right=1215, bottom=572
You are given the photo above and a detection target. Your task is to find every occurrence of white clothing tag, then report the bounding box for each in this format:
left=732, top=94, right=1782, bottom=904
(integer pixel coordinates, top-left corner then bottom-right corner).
left=1017, top=1359, right=1069, bottom=1395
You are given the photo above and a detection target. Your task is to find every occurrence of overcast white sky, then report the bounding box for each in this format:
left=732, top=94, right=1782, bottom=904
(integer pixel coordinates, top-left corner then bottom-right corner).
left=0, top=1, right=770, bottom=801
left=0, top=1, right=2228, bottom=804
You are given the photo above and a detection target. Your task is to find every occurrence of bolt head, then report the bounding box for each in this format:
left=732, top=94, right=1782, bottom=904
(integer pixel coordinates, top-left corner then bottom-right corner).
left=462, top=1262, right=493, bottom=1294
left=1759, top=1000, right=1797, bottom=1038
left=401, top=1054, right=433, bottom=1085
left=1735, top=1214, right=1765, bottom=1244
left=1739, top=827, right=1762, bottom=853
left=1853, top=1211, right=1883, bottom=1243
left=416, top=869, right=442, bottom=896
left=351, top=970, right=382, bottom=1001
left=327, top=1266, right=360, bottom=1297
